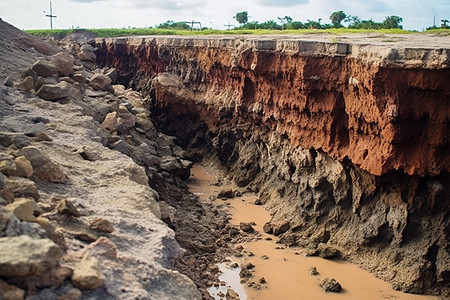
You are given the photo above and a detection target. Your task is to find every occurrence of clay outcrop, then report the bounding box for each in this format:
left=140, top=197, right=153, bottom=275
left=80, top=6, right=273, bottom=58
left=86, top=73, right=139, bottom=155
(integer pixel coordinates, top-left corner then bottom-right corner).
left=95, top=35, right=450, bottom=297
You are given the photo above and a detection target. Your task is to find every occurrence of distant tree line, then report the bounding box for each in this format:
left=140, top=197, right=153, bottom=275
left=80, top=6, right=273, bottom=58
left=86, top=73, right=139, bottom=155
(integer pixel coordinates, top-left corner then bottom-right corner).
left=233, top=10, right=404, bottom=30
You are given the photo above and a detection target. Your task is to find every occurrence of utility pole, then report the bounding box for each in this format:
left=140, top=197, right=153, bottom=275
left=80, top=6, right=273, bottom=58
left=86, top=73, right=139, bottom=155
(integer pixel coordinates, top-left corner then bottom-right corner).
left=223, top=24, right=235, bottom=30
left=185, top=20, right=201, bottom=32
left=45, top=1, right=57, bottom=30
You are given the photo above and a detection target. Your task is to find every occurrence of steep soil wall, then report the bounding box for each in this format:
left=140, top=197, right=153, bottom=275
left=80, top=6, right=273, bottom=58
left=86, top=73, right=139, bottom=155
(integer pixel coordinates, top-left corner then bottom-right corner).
left=95, top=35, right=450, bottom=297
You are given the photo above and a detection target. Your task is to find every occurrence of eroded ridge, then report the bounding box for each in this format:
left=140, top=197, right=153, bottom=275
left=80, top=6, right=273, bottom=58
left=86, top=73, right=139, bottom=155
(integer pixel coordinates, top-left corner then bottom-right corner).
left=96, top=35, right=450, bottom=297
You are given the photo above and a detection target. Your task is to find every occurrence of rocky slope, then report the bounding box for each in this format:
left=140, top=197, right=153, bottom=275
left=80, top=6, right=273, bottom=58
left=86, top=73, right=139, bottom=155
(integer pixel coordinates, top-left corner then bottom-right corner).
left=95, top=34, right=450, bottom=297
left=0, top=19, right=227, bottom=299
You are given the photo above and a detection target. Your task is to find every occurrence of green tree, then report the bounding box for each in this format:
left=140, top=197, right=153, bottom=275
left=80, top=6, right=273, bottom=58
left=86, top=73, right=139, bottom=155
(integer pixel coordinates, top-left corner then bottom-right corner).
left=442, top=19, right=449, bottom=28
left=277, top=16, right=293, bottom=30
left=157, top=20, right=190, bottom=30
left=382, top=15, right=403, bottom=29
left=330, top=11, right=346, bottom=28
left=234, top=11, right=248, bottom=24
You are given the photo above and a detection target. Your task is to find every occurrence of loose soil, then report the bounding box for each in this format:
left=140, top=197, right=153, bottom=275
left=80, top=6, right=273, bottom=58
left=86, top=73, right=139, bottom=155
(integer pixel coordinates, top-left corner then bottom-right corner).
left=188, top=164, right=439, bottom=300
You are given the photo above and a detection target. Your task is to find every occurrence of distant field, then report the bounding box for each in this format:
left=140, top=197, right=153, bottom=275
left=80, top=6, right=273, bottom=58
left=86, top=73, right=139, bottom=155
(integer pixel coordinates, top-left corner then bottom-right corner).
left=25, top=27, right=450, bottom=38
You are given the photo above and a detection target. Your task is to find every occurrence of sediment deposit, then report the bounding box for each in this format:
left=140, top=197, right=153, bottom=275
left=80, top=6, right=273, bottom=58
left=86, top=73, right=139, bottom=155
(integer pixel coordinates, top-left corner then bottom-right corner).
left=95, top=34, right=450, bottom=297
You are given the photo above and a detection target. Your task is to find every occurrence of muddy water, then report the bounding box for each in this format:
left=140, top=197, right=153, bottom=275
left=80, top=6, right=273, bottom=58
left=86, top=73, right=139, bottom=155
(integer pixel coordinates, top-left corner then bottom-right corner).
left=188, top=164, right=438, bottom=300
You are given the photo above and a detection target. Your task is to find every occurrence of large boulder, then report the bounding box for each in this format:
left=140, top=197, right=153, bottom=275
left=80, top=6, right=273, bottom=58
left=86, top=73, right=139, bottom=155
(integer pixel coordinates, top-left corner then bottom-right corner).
left=36, top=81, right=72, bottom=101
left=0, top=235, right=62, bottom=277
left=50, top=52, right=74, bottom=76
left=31, top=60, right=57, bottom=78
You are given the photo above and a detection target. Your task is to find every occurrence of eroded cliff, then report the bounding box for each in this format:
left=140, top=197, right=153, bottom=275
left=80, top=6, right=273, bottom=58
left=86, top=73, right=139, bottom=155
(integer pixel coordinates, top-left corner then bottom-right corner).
left=95, top=35, right=450, bottom=297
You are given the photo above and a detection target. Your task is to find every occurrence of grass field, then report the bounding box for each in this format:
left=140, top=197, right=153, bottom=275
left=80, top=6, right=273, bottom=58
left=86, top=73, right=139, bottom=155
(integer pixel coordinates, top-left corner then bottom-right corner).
left=26, top=27, right=450, bottom=38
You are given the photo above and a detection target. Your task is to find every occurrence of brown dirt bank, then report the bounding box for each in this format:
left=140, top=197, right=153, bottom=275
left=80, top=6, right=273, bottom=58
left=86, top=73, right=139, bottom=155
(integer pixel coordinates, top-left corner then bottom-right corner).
left=93, top=34, right=450, bottom=298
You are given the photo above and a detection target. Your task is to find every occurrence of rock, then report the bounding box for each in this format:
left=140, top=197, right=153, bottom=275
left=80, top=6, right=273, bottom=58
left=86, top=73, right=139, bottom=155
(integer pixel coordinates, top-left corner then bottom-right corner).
left=0, top=172, right=4, bottom=190
left=320, top=278, right=342, bottom=292
left=218, top=189, right=234, bottom=199
left=20, top=146, right=68, bottom=183
left=57, top=287, right=81, bottom=300
left=116, top=105, right=136, bottom=134
left=0, top=235, right=62, bottom=277
left=78, top=47, right=96, bottom=62
left=159, top=156, right=191, bottom=180
left=272, top=221, right=290, bottom=236
left=112, top=84, right=126, bottom=96
left=317, top=243, right=340, bottom=259
left=0, top=156, right=15, bottom=175
left=33, top=132, right=53, bottom=142
left=81, top=237, right=118, bottom=261
left=50, top=52, right=74, bottom=76
left=17, top=76, right=34, bottom=92
left=89, top=73, right=111, bottom=91
left=263, top=222, right=273, bottom=234
left=101, top=111, right=118, bottom=132
left=6, top=198, right=39, bottom=222
left=259, top=277, right=266, bottom=284
left=225, top=288, right=239, bottom=300
left=4, top=177, right=40, bottom=200
left=239, top=222, right=254, bottom=233
left=36, top=82, right=72, bottom=101
left=0, top=279, right=25, bottom=300
left=135, top=113, right=153, bottom=131
left=72, top=72, right=87, bottom=84
left=0, top=132, right=29, bottom=148
left=13, top=156, right=33, bottom=178
left=310, top=266, right=319, bottom=275
left=71, top=255, right=105, bottom=290
left=56, top=199, right=81, bottom=217
left=89, top=218, right=114, bottom=233
left=4, top=76, right=14, bottom=87
left=34, top=77, right=45, bottom=91
left=31, top=60, right=57, bottom=78
left=105, top=68, right=117, bottom=84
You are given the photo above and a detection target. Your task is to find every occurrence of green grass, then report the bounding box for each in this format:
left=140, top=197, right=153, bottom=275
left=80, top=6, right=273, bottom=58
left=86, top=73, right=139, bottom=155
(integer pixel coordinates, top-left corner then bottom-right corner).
left=26, top=27, right=447, bottom=38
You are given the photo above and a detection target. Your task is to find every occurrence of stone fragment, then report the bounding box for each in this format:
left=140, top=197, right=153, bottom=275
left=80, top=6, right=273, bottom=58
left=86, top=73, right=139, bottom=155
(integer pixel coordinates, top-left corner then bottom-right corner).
left=239, top=222, right=254, bottom=233
left=81, top=237, right=118, bottom=261
left=317, top=243, right=340, bottom=259
left=159, top=156, right=192, bottom=180
left=57, top=287, right=82, bottom=300
left=89, top=218, right=113, bottom=233
left=101, top=111, right=118, bottom=132
left=71, top=255, right=105, bottom=290
left=56, top=199, right=81, bottom=217
left=226, top=288, right=239, bottom=300
left=135, top=113, right=153, bottom=131
left=78, top=45, right=96, bottom=62
left=36, top=81, right=72, bottom=101
left=105, top=68, right=117, bottom=84
left=31, top=60, right=58, bottom=78
left=72, top=72, right=87, bottom=84
left=50, top=52, right=74, bottom=76
left=218, top=189, right=234, bottom=199
left=34, top=76, right=45, bottom=91
left=0, top=172, right=4, bottom=190
left=320, top=278, right=342, bottom=292
left=4, top=76, right=14, bottom=87
left=272, top=221, right=290, bottom=236
left=17, top=76, right=34, bottom=92
left=33, top=132, right=53, bottom=142
left=4, top=177, right=40, bottom=200
left=310, top=266, right=319, bottom=275
left=0, top=132, right=29, bottom=148
left=13, top=156, right=33, bottom=178
left=6, top=198, right=39, bottom=222
left=0, top=279, right=25, bottom=300
left=263, top=222, right=273, bottom=234
left=89, top=73, right=111, bottom=91
left=20, top=146, right=68, bottom=183
left=0, top=235, right=62, bottom=277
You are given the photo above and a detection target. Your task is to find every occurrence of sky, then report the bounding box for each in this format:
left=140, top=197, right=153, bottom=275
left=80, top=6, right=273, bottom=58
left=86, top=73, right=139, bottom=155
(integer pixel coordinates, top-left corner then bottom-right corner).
left=1, top=0, right=450, bottom=31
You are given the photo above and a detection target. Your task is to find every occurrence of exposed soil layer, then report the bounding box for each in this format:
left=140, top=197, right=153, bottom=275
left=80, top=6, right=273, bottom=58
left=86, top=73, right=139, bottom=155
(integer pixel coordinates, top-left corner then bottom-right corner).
left=95, top=35, right=450, bottom=298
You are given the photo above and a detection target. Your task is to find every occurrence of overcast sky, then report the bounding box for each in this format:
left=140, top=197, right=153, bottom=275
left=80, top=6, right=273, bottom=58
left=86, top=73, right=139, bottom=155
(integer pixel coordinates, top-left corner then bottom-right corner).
left=1, top=0, right=450, bottom=31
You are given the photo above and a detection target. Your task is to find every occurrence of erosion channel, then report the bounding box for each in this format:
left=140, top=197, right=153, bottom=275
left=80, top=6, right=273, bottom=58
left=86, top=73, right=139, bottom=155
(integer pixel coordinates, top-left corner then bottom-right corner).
left=95, top=34, right=450, bottom=299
